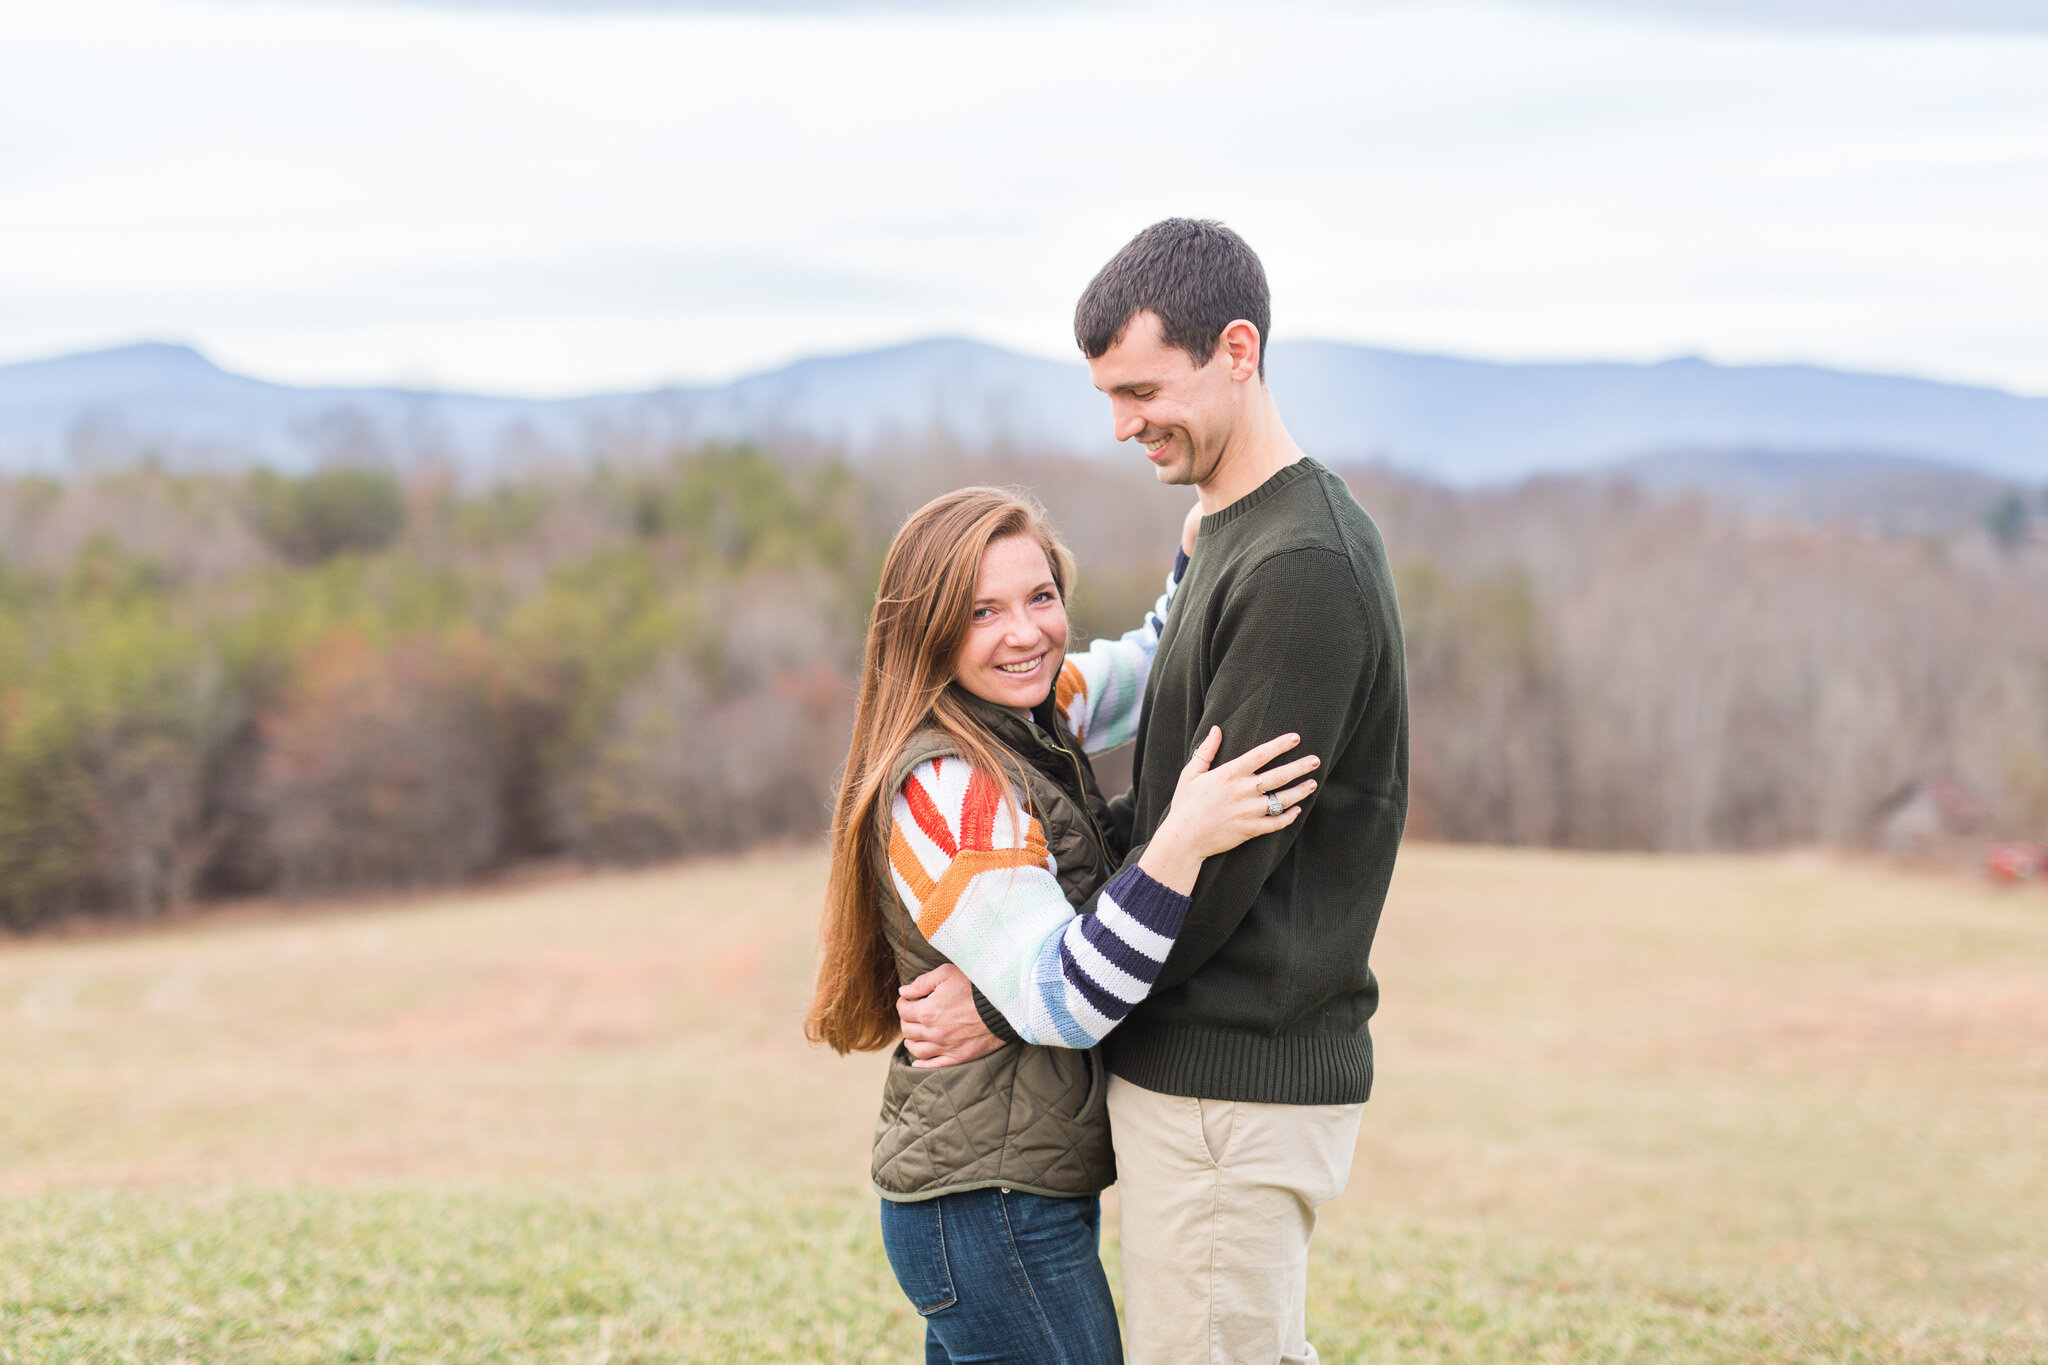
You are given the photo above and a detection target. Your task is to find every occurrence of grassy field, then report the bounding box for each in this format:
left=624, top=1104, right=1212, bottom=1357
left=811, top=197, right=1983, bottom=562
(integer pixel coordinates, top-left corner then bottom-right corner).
left=1, top=844, right=2044, bottom=1363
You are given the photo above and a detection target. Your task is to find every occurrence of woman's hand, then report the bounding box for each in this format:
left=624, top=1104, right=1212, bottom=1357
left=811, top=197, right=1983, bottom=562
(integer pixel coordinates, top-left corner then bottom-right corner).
left=1137, top=727, right=1318, bottom=894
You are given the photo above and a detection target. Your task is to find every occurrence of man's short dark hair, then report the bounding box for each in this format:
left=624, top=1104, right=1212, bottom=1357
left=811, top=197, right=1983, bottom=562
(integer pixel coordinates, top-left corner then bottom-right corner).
left=1074, top=218, right=1271, bottom=378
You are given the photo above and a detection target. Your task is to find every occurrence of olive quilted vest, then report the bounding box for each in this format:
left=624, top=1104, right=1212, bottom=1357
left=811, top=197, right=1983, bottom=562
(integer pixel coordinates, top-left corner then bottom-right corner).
left=870, top=689, right=1123, bottom=1202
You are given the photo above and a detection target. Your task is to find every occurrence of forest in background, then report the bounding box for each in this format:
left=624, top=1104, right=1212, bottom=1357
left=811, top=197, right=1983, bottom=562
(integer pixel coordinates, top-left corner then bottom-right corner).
left=1, top=442, right=2044, bottom=929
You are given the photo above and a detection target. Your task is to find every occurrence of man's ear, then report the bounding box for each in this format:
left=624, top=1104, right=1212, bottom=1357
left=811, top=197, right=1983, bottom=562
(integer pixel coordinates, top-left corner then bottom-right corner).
left=1218, top=319, right=1262, bottom=383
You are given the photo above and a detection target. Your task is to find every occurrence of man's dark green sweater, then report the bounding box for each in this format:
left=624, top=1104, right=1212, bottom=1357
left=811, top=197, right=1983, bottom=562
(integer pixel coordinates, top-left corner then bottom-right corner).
left=1103, top=457, right=1408, bottom=1105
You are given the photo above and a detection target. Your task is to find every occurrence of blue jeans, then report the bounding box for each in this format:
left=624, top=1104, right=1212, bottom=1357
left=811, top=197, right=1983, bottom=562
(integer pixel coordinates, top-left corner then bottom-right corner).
left=879, top=1187, right=1123, bottom=1364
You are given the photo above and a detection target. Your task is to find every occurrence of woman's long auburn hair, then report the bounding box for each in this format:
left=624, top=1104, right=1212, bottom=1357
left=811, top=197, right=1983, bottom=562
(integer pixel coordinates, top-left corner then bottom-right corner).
left=805, top=487, right=1076, bottom=1054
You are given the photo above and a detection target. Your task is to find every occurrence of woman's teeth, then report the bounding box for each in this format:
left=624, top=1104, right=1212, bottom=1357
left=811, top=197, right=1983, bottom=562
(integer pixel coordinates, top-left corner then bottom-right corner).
left=995, top=658, right=1040, bottom=674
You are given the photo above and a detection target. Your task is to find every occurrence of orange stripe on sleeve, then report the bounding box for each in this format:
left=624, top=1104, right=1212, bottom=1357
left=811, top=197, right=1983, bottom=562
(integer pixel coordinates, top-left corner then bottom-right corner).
left=888, top=827, right=938, bottom=903
left=914, top=831, right=1052, bottom=940
left=1055, top=661, right=1086, bottom=720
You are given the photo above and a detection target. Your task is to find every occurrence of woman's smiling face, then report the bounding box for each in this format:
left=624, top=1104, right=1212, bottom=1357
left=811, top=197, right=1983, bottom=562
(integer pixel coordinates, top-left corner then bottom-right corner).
left=952, top=533, right=1070, bottom=715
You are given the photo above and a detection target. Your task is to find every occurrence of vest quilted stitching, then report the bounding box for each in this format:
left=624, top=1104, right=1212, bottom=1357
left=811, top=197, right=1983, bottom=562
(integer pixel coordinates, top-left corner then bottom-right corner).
left=869, top=691, right=1120, bottom=1200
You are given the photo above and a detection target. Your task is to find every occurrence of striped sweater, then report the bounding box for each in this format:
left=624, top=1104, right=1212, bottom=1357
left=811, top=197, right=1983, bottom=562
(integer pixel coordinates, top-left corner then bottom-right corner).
left=886, top=555, right=1189, bottom=1048
left=1049, top=555, right=1180, bottom=754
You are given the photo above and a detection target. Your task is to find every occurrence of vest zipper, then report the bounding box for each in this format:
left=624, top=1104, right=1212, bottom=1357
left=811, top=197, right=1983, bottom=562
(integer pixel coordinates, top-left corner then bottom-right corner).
left=1050, top=733, right=1112, bottom=871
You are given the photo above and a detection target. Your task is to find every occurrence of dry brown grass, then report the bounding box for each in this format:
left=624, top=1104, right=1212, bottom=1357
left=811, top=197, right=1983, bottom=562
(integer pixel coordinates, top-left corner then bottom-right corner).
left=1353, top=848, right=2048, bottom=1337
left=3, top=843, right=2045, bottom=1361
left=0, top=849, right=887, bottom=1193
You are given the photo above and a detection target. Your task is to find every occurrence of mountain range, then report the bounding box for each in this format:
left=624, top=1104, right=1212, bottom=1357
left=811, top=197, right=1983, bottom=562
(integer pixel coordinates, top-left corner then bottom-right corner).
left=3, top=336, right=2045, bottom=491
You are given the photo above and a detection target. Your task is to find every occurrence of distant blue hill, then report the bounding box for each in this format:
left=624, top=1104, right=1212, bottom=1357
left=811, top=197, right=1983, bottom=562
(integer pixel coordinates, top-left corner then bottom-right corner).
left=3, top=336, right=2045, bottom=485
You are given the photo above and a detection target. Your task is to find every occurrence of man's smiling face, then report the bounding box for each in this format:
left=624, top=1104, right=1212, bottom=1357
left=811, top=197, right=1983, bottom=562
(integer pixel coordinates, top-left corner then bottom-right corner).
left=1086, top=310, right=1237, bottom=488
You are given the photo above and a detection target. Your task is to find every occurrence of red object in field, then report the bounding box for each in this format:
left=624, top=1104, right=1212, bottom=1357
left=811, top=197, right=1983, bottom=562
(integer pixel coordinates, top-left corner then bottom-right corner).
left=1985, top=844, right=2043, bottom=883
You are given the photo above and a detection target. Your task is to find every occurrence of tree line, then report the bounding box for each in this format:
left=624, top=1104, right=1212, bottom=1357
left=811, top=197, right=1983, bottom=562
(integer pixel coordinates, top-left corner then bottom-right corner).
left=0, top=450, right=866, bottom=928
left=1, top=445, right=2042, bottom=929
left=1369, top=470, right=2048, bottom=851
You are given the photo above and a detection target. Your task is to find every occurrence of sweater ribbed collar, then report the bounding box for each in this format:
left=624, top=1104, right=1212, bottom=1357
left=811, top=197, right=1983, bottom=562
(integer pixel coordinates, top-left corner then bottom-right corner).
left=1198, top=456, right=1321, bottom=534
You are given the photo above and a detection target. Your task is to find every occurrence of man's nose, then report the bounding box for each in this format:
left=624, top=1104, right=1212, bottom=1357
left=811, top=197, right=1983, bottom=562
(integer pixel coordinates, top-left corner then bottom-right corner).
left=1113, top=403, right=1146, bottom=442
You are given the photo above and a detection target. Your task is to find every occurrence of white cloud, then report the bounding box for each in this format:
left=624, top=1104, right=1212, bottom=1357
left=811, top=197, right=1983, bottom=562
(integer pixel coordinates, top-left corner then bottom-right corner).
left=300, top=0, right=2048, bottom=32
left=1535, top=0, right=2048, bottom=32
left=3, top=0, right=2046, bottom=394
left=273, top=0, right=2048, bottom=26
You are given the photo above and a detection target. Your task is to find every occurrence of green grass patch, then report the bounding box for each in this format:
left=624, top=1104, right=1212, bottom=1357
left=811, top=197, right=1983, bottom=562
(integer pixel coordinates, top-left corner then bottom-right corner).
left=0, top=1179, right=913, bottom=1364
left=6, top=1181, right=2040, bottom=1363
left=1307, top=1224, right=2042, bottom=1364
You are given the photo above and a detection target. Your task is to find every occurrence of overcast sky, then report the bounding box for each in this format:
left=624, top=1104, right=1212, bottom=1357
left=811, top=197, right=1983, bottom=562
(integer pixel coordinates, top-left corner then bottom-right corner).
left=4, top=0, right=2045, bottom=395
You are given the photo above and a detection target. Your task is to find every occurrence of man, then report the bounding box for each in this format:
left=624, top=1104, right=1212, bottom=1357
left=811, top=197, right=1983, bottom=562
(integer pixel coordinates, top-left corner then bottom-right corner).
left=898, top=218, right=1408, bottom=1364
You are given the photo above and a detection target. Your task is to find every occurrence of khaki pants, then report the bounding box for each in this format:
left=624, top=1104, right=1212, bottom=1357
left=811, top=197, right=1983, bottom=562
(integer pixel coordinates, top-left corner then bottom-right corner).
left=1108, top=1075, right=1364, bottom=1365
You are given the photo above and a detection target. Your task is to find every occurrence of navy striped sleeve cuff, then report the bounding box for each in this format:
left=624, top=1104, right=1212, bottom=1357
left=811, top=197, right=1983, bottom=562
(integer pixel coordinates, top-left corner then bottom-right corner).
left=1102, top=863, right=1189, bottom=939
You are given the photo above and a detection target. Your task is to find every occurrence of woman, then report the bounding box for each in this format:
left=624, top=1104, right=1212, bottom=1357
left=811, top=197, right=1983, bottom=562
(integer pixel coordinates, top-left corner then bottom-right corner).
left=806, top=487, right=1318, bottom=1363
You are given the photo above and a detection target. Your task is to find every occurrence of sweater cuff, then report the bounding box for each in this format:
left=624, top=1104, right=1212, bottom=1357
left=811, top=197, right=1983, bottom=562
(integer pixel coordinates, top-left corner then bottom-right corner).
left=1103, top=863, right=1192, bottom=939
left=971, top=984, right=1021, bottom=1043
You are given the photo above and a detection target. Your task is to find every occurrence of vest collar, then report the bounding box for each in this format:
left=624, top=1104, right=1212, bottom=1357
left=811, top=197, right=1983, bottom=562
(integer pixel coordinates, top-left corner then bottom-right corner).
left=951, top=685, right=1076, bottom=765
